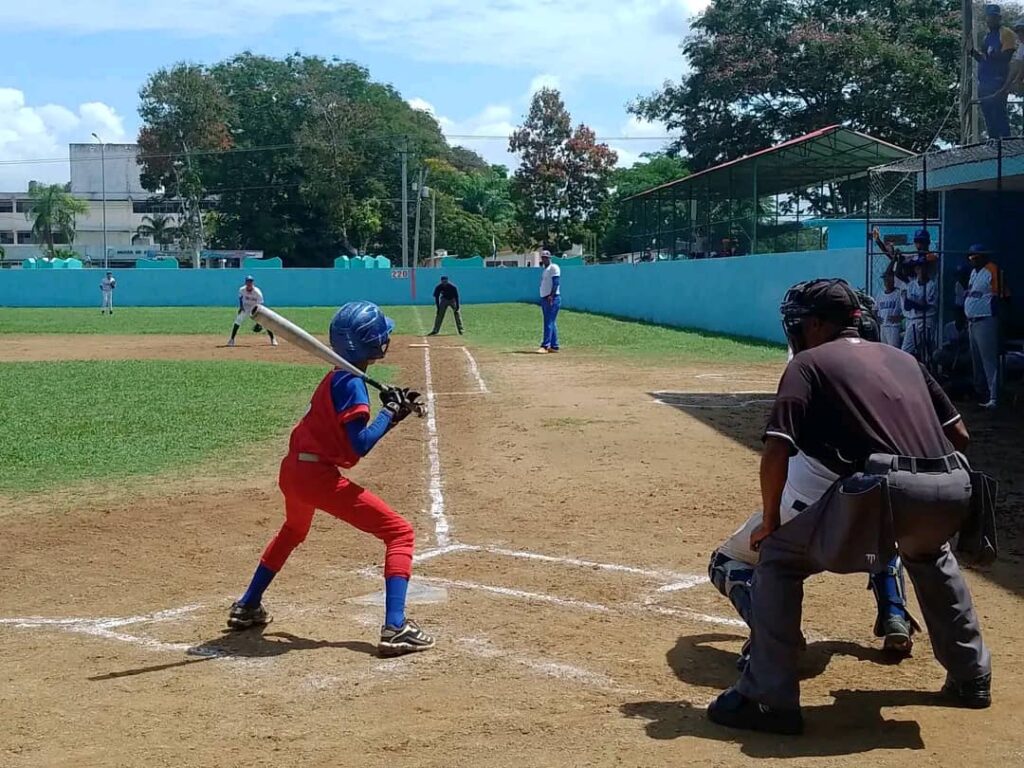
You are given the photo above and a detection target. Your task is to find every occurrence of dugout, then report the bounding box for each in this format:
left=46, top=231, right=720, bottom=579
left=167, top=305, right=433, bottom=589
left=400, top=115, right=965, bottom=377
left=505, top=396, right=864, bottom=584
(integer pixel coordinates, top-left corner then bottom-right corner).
left=623, top=126, right=913, bottom=260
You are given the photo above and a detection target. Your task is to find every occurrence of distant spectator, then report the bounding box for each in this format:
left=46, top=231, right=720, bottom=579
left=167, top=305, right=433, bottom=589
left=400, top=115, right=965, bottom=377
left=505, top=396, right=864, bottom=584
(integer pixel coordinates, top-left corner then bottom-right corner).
left=428, top=276, right=464, bottom=336
left=537, top=250, right=561, bottom=354
left=875, top=269, right=904, bottom=347
left=902, top=256, right=938, bottom=362
left=965, top=244, right=1007, bottom=409
left=971, top=4, right=1017, bottom=139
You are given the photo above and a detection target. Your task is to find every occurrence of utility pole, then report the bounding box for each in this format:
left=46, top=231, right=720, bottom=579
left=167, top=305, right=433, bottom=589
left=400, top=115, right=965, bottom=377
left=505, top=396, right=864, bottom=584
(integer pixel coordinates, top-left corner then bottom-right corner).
left=400, top=143, right=409, bottom=269
left=430, top=187, right=436, bottom=261
left=412, top=167, right=428, bottom=268
left=91, top=133, right=108, bottom=269
left=961, top=0, right=977, bottom=144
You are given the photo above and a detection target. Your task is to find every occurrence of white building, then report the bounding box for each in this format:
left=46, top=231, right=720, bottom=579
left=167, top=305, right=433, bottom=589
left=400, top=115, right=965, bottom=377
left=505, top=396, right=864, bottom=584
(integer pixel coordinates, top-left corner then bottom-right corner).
left=0, top=143, right=179, bottom=259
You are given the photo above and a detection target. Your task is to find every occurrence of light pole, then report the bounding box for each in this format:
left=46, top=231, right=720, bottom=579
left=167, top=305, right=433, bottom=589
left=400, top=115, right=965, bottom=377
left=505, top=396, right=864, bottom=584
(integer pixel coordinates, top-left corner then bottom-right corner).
left=91, top=133, right=108, bottom=269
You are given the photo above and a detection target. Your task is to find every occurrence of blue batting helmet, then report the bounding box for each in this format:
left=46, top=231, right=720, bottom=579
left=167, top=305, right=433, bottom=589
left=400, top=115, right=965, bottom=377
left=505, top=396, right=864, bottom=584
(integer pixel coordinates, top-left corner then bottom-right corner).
left=329, top=301, right=395, bottom=363
left=913, top=229, right=931, bottom=244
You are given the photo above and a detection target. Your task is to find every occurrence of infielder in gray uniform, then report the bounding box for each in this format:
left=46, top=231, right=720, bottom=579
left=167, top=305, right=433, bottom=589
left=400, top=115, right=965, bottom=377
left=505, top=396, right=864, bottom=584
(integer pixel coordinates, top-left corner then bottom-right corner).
left=708, top=279, right=991, bottom=736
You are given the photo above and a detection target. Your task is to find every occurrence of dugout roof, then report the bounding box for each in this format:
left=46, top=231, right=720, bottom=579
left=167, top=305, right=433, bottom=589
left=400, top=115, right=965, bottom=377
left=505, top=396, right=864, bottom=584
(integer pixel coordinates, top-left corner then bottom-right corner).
left=625, top=125, right=913, bottom=202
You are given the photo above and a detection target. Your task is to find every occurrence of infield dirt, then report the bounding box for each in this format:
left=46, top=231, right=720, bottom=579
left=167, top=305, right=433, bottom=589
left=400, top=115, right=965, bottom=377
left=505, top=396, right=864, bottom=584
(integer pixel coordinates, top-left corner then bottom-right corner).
left=1, top=334, right=1022, bottom=767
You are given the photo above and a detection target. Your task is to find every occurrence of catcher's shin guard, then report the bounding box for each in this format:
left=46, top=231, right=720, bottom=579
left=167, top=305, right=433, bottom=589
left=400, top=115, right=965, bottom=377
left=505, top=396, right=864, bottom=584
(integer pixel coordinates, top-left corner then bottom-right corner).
left=709, top=551, right=754, bottom=625
left=868, top=555, right=921, bottom=638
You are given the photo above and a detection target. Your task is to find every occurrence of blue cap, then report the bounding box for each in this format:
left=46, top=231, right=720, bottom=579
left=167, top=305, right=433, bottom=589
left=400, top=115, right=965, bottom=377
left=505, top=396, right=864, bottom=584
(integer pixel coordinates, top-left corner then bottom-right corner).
left=986, top=3, right=1001, bottom=16
left=913, top=228, right=931, bottom=243
left=245, top=274, right=254, bottom=281
left=968, top=243, right=988, bottom=254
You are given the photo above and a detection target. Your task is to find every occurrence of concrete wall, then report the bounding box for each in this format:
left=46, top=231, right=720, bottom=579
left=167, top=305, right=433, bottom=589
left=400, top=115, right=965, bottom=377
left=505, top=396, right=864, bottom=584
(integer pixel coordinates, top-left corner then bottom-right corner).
left=0, top=267, right=541, bottom=308
left=561, top=248, right=865, bottom=343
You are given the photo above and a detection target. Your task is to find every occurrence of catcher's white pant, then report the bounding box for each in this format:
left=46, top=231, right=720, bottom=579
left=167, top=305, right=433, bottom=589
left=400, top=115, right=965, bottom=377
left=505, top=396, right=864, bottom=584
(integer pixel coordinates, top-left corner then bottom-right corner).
left=880, top=324, right=902, bottom=348
left=101, top=292, right=113, bottom=312
left=902, top=318, right=936, bottom=359
left=716, top=452, right=838, bottom=565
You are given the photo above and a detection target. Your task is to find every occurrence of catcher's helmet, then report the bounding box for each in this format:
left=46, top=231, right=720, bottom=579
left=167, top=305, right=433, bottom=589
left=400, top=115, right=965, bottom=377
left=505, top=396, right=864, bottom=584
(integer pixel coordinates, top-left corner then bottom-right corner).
left=781, top=278, right=877, bottom=352
left=329, top=301, right=395, bottom=364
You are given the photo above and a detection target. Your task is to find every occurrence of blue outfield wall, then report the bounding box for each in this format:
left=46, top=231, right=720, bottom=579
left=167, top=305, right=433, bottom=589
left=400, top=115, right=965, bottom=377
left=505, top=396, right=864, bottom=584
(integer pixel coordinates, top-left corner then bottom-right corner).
left=0, top=267, right=540, bottom=309
left=0, top=249, right=865, bottom=344
left=562, top=248, right=865, bottom=344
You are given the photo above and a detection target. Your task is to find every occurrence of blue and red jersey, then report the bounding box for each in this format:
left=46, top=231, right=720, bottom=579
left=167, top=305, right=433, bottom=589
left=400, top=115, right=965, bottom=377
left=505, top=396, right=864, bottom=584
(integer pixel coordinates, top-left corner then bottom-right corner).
left=288, top=370, right=373, bottom=468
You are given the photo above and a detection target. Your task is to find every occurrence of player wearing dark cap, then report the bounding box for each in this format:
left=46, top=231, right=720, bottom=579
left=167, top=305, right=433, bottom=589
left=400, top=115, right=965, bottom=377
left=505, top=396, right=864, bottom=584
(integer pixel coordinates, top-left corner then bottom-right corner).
left=707, top=278, right=991, bottom=736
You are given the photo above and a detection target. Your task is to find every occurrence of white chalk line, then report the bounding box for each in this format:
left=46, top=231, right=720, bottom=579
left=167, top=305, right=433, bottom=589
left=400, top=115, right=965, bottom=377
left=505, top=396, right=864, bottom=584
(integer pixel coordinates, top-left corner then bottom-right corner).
left=432, top=391, right=490, bottom=397
left=421, top=343, right=451, bottom=548
left=461, top=347, right=490, bottom=393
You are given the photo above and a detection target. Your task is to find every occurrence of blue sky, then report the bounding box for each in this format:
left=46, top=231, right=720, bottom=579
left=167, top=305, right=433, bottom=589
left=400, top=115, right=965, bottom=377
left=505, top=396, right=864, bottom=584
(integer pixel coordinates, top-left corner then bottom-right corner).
left=0, top=0, right=708, bottom=190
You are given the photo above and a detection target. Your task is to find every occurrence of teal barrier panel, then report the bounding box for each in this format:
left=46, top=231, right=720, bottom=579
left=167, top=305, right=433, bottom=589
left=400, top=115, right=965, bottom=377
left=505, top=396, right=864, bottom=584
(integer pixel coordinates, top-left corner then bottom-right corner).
left=64, top=258, right=83, bottom=269
left=243, top=256, right=283, bottom=269
left=136, top=258, right=180, bottom=269
left=440, top=256, right=484, bottom=269
left=0, top=267, right=540, bottom=307
left=561, top=248, right=864, bottom=343
left=551, top=256, right=584, bottom=267
left=334, top=255, right=350, bottom=269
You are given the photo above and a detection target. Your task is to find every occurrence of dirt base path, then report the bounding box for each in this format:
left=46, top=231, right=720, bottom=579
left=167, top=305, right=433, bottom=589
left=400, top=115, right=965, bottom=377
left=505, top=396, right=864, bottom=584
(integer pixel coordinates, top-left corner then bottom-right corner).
left=1, top=330, right=1022, bottom=768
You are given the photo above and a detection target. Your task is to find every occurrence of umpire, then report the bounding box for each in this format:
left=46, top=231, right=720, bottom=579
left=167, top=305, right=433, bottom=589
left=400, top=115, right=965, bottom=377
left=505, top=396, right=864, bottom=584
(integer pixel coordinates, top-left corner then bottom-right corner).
left=428, top=276, right=464, bottom=336
left=708, top=279, right=991, bottom=736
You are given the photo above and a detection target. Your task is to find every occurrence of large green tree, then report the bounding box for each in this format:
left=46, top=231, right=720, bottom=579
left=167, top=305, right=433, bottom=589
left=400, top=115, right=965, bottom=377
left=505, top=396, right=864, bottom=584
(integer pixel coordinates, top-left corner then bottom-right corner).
left=633, top=0, right=966, bottom=170
left=136, top=54, right=463, bottom=266
left=25, top=183, right=88, bottom=257
left=509, top=88, right=617, bottom=250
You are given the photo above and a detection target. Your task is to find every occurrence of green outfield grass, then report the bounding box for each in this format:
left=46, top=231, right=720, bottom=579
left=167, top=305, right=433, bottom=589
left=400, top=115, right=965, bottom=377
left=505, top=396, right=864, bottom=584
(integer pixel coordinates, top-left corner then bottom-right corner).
left=0, top=304, right=784, bottom=363
left=0, top=360, right=393, bottom=493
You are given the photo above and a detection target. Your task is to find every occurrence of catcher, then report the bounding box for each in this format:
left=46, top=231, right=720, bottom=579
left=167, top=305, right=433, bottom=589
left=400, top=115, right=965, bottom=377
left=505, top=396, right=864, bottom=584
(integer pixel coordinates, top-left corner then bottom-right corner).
left=708, top=285, right=920, bottom=670
left=228, top=301, right=435, bottom=657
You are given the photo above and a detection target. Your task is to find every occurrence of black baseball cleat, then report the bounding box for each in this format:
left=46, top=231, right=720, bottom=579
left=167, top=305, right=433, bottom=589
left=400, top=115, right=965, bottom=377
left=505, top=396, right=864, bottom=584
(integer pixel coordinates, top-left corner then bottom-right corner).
left=227, top=600, right=272, bottom=630
left=707, top=688, right=804, bottom=735
left=379, top=619, right=436, bottom=657
left=942, top=673, right=992, bottom=709
left=881, top=615, right=914, bottom=657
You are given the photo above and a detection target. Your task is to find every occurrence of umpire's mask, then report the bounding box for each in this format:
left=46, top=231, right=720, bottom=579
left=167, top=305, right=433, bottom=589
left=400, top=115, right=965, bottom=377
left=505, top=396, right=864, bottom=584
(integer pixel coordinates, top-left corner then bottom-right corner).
left=780, top=279, right=864, bottom=353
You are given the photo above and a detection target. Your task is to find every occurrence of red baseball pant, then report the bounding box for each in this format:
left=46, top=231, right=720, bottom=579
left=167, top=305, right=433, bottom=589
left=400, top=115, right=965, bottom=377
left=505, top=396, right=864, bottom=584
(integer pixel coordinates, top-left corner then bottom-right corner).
left=260, top=455, right=415, bottom=578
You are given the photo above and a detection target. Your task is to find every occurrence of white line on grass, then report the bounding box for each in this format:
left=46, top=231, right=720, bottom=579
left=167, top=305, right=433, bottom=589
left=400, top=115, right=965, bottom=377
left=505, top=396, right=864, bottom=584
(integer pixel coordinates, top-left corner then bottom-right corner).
left=461, top=347, right=489, bottom=393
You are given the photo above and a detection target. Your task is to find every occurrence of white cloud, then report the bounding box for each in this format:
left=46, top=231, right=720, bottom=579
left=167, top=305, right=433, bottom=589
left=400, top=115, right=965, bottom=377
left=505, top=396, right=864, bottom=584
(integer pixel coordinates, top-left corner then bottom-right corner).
left=410, top=97, right=516, bottom=167
left=0, top=88, right=129, bottom=190
left=527, top=74, right=561, bottom=96
left=1, top=1, right=712, bottom=86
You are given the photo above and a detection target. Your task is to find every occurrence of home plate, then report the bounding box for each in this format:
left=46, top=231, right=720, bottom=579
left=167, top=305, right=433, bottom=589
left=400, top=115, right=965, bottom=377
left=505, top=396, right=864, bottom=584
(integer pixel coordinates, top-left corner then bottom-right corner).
left=348, top=583, right=449, bottom=606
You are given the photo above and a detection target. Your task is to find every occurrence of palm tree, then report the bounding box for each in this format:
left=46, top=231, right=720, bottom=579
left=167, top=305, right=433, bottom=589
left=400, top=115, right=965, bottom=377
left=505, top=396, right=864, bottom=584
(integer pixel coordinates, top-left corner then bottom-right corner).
left=25, top=183, right=88, bottom=258
left=135, top=214, right=179, bottom=250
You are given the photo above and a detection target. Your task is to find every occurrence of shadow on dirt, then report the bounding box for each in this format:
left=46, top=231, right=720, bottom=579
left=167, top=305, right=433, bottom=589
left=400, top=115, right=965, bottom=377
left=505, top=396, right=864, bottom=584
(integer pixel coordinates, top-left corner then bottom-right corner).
left=620, top=631, right=947, bottom=756
left=88, top=628, right=378, bottom=681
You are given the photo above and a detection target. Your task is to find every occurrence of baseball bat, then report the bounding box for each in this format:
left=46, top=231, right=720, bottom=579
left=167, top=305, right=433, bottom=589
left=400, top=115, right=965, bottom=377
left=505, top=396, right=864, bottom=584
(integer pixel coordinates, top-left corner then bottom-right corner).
left=251, top=304, right=388, bottom=391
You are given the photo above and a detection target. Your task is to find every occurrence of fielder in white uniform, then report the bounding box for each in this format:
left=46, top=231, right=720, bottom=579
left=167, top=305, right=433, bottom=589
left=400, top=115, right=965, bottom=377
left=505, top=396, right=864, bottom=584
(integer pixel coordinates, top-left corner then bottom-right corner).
left=901, top=258, right=937, bottom=362
left=875, top=270, right=904, bottom=348
left=228, top=276, right=277, bottom=347
left=100, top=272, right=116, bottom=315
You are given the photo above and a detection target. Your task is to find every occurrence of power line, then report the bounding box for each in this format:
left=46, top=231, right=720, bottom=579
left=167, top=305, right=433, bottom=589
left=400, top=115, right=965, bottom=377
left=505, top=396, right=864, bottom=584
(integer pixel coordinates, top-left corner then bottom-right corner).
left=0, top=134, right=678, bottom=168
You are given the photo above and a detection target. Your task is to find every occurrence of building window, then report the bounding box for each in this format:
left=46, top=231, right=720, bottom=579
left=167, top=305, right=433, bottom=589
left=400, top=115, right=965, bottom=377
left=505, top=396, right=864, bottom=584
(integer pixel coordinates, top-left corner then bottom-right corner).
left=16, top=232, right=34, bottom=244
left=133, top=200, right=181, bottom=215
left=0, top=232, right=13, bottom=245
left=0, top=200, right=13, bottom=214
left=15, top=200, right=33, bottom=213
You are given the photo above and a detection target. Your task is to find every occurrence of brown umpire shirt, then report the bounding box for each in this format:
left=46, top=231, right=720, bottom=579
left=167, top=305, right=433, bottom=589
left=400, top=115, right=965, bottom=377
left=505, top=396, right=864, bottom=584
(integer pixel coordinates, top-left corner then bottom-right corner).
left=765, top=331, right=961, bottom=476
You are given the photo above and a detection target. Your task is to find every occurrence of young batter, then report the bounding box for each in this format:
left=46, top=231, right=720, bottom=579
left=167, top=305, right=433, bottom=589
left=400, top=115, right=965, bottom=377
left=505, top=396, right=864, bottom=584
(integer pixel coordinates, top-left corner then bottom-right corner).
left=228, top=301, right=435, bottom=656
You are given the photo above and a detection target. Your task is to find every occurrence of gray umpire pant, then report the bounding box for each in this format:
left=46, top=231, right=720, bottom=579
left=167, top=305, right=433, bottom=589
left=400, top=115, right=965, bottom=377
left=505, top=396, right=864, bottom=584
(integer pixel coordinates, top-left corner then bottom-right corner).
left=969, top=316, right=999, bottom=403
left=737, top=455, right=990, bottom=710
left=431, top=298, right=464, bottom=334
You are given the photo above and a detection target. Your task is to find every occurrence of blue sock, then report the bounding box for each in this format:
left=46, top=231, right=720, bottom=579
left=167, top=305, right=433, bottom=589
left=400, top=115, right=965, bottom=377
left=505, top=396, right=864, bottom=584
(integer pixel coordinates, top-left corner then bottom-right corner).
left=240, top=563, right=277, bottom=607
left=869, top=558, right=908, bottom=620
left=384, top=575, right=409, bottom=628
